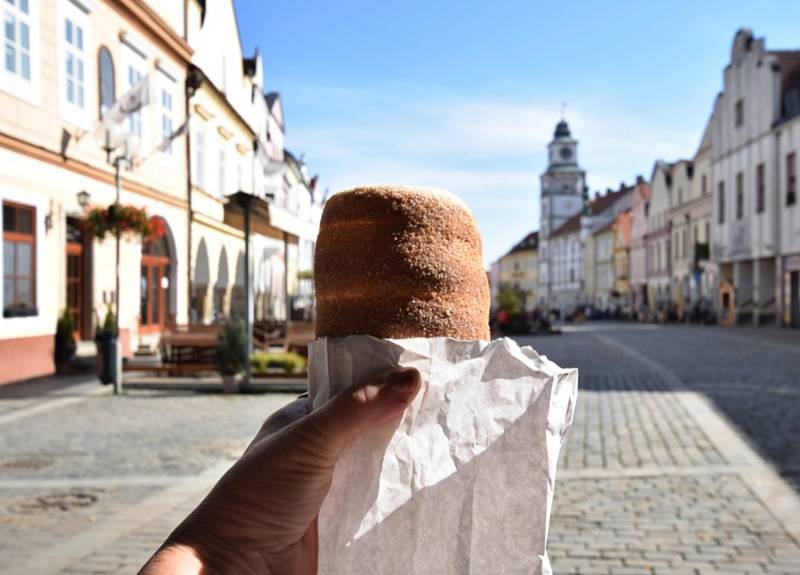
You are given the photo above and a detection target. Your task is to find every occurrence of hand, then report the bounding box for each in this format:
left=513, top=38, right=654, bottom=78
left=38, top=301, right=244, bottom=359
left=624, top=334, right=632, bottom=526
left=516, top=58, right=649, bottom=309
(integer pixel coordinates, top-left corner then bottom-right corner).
left=139, top=367, right=421, bottom=575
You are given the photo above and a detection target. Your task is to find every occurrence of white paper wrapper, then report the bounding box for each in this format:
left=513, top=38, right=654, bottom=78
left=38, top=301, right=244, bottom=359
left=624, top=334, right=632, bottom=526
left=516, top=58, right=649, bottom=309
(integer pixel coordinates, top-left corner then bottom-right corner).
left=309, top=336, right=578, bottom=575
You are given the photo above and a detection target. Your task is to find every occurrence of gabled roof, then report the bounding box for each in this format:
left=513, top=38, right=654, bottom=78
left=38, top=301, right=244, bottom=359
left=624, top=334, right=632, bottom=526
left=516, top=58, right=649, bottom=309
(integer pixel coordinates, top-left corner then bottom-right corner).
left=265, top=92, right=280, bottom=110
left=508, top=231, right=539, bottom=254
left=550, top=186, right=631, bottom=239
left=588, top=187, right=628, bottom=215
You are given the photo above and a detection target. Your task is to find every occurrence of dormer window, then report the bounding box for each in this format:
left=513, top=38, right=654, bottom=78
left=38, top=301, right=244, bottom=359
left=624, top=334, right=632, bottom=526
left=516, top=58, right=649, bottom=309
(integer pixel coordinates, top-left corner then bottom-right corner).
left=735, top=99, right=744, bottom=128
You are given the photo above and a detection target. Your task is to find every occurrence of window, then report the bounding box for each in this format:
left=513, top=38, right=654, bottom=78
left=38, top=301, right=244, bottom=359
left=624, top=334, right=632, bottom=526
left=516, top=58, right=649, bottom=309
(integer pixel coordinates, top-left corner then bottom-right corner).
left=677, top=187, right=683, bottom=206
left=701, top=174, right=707, bottom=196
left=64, top=15, right=85, bottom=108
left=735, top=99, right=744, bottom=127
left=122, top=43, right=146, bottom=142
left=756, top=163, right=765, bottom=213
left=3, top=0, right=31, bottom=80
left=705, top=222, right=710, bottom=243
left=221, top=53, right=227, bottom=93
left=158, top=73, right=175, bottom=155
left=788, top=153, right=797, bottom=206
left=736, top=172, right=744, bottom=219
left=3, top=202, right=36, bottom=317
left=674, top=231, right=679, bottom=261
left=194, top=126, right=205, bottom=188
left=683, top=227, right=688, bottom=259
left=127, top=64, right=143, bottom=138
left=718, top=181, right=725, bottom=224
left=218, top=146, right=226, bottom=197
left=98, top=46, right=114, bottom=118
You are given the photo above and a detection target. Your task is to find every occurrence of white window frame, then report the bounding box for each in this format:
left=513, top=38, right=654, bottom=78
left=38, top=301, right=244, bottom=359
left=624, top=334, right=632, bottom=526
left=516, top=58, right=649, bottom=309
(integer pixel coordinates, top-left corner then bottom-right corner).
left=58, top=0, right=93, bottom=129
left=157, top=69, right=176, bottom=158
left=1, top=0, right=40, bottom=104
left=193, top=122, right=205, bottom=189
left=121, top=41, right=148, bottom=149
left=218, top=142, right=227, bottom=198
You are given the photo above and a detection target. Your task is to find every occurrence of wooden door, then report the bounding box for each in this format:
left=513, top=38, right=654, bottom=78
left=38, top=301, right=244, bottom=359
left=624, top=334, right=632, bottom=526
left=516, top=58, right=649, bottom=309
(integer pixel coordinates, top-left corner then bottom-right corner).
left=65, top=218, right=89, bottom=339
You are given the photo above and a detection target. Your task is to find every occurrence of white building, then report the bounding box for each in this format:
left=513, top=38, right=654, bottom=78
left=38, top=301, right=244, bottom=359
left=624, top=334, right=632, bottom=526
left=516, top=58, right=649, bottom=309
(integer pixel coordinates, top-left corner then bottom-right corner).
left=669, top=126, right=717, bottom=319
left=646, top=161, right=673, bottom=314
left=538, top=119, right=586, bottom=308
left=778, top=112, right=800, bottom=327
left=710, top=29, right=800, bottom=325
left=0, top=0, right=193, bottom=383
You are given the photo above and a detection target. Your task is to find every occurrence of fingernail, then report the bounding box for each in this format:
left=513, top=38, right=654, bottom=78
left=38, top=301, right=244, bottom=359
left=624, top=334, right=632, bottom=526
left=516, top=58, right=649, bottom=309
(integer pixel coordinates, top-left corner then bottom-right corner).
left=386, top=368, right=419, bottom=396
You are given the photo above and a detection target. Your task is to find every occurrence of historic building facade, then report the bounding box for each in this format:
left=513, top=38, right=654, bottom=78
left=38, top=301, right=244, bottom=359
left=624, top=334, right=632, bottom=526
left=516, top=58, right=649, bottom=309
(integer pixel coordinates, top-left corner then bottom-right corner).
left=537, top=119, right=586, bottom=307
left=668, top=127, right=716, bottom=319
left=586, top=220, right=614, bottom=311
left=0, top=0, right=323, bottom=384
left=710, top=29, right=799, bottom=325
left=185, top=0, right=322, bottom=329
left=0, top=0, right=192, bottom=383
left=646, top=161, right=673, bottom=315
left=778, top=112, right=800, bottom=327
left=497, top=231, right=539, bottom=312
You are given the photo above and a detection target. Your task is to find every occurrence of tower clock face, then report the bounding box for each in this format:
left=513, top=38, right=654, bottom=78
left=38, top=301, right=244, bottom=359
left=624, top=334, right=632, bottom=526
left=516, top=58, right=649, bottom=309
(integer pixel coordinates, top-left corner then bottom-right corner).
left=559, top=147, right=573, bottom=160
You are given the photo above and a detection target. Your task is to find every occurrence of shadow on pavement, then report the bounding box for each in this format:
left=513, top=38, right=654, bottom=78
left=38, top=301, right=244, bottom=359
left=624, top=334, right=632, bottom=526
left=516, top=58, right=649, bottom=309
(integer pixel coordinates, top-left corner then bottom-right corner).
left=514, top=324, right=800, bottom=492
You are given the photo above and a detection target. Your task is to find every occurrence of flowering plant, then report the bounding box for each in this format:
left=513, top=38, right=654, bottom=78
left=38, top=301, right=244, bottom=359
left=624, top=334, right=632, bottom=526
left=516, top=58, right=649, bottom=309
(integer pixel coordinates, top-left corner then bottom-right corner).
left=85, top=204, right=164, bottom=241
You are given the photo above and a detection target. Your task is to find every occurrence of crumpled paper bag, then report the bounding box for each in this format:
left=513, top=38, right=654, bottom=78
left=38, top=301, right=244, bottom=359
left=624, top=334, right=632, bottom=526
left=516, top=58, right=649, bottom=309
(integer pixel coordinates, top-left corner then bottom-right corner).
left=309, top=336, right=578, bottom=575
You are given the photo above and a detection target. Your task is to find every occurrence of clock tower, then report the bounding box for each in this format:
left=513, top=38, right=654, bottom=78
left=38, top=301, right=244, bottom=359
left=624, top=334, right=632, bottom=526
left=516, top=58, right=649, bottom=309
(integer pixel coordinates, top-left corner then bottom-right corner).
left=538, top=118, right=586, bottom=305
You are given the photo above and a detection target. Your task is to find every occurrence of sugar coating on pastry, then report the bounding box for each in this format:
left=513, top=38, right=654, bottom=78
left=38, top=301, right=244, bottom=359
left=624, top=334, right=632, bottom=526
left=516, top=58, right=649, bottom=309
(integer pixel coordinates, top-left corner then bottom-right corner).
left=314, top=185, right=490, bottom=340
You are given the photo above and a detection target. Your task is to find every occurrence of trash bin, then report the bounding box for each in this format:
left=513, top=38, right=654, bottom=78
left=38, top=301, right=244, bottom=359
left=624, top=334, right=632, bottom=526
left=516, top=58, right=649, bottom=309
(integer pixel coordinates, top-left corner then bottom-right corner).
left=95, top=331, right=118, bottom=385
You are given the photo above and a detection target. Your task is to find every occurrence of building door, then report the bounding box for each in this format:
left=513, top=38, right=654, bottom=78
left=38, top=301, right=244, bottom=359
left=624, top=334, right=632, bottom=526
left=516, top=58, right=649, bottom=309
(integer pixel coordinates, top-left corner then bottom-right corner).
left=66, top=218, right=91, bottom=339
left=139, top=225, right=172, bottom=332
left=791, top=271, right=800, bottom=328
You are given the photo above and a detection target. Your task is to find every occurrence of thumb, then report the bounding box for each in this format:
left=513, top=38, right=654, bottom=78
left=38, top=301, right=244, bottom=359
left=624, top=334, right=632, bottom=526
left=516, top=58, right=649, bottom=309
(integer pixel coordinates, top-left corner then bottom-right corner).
left=305, top=367, right=421, bottom=456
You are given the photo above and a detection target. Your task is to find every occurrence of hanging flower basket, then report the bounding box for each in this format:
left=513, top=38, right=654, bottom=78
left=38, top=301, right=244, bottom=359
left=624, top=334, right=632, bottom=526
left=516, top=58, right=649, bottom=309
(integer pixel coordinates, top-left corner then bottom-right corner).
left=85, top=204, right=164, bottom=241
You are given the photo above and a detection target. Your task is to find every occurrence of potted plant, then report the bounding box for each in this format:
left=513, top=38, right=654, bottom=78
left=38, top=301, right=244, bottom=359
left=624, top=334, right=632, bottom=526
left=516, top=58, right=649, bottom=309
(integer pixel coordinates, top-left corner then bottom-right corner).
left=54, top=309, right=77, bottom=373
left=214, top=317, right=247, bottom=393
left=94, top=307, right=117, bottom=385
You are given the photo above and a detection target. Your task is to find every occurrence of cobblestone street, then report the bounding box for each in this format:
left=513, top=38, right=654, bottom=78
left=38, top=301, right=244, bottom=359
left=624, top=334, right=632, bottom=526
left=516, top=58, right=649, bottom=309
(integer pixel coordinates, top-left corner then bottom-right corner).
left=1, top=325, right=799, bottom=574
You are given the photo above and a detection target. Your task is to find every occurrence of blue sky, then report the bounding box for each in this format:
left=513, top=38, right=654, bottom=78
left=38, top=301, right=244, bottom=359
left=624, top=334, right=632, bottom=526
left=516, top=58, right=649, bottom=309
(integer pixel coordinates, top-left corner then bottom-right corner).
left=235, top=0, right=800, bottom=264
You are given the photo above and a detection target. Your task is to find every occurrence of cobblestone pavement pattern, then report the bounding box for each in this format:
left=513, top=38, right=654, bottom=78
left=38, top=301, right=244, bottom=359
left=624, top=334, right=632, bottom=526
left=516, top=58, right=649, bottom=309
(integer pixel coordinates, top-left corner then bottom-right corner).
left=1, top=325, right=799, bottom=574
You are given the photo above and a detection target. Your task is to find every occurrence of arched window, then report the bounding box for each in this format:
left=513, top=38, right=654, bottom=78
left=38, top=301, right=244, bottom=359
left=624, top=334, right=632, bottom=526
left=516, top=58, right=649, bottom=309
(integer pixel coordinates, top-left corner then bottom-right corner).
left=98, top=46, right=115, bottom=118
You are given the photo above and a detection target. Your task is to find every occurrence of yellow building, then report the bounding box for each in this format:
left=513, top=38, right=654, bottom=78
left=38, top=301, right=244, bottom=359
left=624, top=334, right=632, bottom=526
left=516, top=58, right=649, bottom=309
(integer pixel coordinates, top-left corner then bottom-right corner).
left=612, top=209, right=633, bottom=311
left=185, top=0, right=322, bottom=327
left=184, top=0, right=256, bottom=325
left=0, top=0, right=192, bottom=383
left=497, top=231, right=539, bottom=311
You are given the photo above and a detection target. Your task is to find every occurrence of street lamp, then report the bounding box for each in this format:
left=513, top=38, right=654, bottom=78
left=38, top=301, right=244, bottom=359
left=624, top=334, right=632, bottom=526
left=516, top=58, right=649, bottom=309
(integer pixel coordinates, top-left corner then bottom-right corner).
left=95, top=125, right=136, bottom=395
left=77, top=190, right=91, bottom=210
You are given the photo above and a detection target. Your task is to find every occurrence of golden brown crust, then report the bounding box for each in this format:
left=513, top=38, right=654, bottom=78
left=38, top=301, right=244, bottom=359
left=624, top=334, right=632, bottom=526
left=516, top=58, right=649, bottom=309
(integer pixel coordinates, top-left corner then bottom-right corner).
left=314, top=185, right=490, bottom=340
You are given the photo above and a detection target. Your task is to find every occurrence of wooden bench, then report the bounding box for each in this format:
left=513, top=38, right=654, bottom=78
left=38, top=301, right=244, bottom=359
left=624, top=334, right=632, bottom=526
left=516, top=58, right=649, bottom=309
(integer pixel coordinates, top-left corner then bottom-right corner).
left=122, top=325, right=220, bottom=376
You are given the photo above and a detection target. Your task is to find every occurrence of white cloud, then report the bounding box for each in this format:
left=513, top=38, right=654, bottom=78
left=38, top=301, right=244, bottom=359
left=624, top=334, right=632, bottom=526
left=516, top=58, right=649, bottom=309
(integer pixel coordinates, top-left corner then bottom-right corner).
left=284, top=86, right=702, bottom=264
